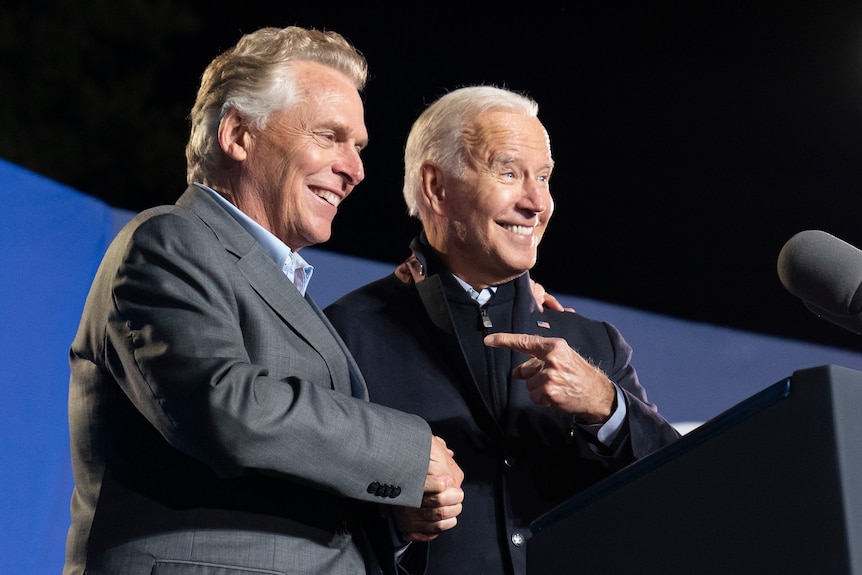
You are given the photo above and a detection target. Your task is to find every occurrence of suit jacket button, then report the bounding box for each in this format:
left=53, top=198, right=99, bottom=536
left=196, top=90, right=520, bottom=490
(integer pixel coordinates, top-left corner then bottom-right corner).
left=511, top=532, right=525, bottom=547
left=367, top=482, right=380, bottom=495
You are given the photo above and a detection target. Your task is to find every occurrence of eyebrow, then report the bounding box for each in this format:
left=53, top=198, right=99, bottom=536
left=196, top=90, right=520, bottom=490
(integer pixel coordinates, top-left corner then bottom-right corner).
left=327, top=120, right=369, bottom=149
left=489, top=155, right=554, bottom=172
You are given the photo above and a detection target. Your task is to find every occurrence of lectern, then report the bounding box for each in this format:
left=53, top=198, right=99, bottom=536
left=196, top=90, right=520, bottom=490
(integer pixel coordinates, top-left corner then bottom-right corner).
left=528, top=364, right=862, bottom=575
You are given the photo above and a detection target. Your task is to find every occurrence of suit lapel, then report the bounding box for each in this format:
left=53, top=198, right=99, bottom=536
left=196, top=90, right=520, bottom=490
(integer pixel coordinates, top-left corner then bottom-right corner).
left=178, top=185, right=356, bottom=398
left=511, top=273, right=544, bottom=363
left=508, top=273, right=573, bottom=420
left=304, top=293, right=369, bottom=400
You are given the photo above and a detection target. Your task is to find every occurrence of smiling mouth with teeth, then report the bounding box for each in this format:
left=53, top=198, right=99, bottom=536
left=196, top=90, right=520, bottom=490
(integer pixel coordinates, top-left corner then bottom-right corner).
left=501, top=224, right=533, bottom=235
left=314, top=189, right=342, bottom=207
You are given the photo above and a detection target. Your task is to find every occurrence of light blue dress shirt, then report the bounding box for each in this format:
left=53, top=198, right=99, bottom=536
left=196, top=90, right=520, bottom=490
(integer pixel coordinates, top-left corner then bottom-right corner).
left=198, top=184, right=314, bottom=296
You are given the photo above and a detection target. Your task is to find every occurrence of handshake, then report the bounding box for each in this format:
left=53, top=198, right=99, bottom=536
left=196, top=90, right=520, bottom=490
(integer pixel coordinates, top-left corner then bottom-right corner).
left=394, top=435, right=465, bottom=542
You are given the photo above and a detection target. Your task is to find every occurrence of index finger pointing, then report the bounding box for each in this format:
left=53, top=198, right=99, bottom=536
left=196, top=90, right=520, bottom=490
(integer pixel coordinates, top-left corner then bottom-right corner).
left=484, top=333, right=556, bottom=359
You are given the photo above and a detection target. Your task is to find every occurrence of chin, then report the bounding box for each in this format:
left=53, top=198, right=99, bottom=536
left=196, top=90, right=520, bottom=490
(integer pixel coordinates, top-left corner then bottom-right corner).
left=308, top=225, right=333, bottom=245
left=510, top=256, right=538, bottom=272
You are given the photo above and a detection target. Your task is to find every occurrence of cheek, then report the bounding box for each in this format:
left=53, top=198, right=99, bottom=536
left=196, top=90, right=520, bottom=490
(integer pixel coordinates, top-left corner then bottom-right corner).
left=470, top=189, right=509, bottom=221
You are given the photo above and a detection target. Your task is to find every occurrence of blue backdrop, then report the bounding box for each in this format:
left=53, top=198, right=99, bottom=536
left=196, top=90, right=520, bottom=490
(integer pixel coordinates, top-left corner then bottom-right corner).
left=4, top=158, right=862, bottom=574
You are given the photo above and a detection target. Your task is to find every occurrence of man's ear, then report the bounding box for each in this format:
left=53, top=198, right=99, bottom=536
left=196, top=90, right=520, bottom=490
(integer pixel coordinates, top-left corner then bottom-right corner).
left=420, top=162, right=447, bottom=216
left=218, top=108, right=251, bottom=161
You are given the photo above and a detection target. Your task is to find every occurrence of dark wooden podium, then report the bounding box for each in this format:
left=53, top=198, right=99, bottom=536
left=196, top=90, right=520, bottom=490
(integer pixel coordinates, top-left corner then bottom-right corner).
left=528, top=364, right=862, bottom=574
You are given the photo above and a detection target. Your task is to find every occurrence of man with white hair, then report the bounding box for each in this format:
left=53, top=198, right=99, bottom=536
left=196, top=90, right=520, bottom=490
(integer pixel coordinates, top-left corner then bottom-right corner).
left=326, top=85, right=679, bottom=574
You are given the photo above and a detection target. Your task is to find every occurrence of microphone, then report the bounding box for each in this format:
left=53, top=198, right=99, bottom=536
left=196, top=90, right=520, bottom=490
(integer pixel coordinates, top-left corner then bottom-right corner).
left=777, top=229, right=862, bottom=334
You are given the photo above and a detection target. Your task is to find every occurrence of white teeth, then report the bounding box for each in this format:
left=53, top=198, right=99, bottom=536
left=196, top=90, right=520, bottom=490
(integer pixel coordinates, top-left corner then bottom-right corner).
left=314, top=190, right=341, bottom=207
left=502, top=224, right=533, bottom=235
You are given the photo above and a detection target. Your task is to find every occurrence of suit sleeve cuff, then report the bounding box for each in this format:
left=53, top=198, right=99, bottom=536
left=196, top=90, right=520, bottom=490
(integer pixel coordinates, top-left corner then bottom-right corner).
left=578, top=384, right=627, bottom=446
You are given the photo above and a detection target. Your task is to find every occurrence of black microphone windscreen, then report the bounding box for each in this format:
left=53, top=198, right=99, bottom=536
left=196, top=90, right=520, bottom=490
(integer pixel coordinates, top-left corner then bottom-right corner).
left=777, top=230, right=862, bottom=334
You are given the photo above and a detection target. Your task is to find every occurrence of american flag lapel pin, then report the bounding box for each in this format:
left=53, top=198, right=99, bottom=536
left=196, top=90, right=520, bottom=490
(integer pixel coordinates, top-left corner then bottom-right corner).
left=537, top=320, right=551, bottom=329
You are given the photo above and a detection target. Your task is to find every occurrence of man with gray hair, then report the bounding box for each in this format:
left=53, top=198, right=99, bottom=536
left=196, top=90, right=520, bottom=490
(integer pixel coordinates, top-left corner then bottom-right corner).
left=325, top=85, right=679, bottom=574
left=64, top=26, right=463, bottom=575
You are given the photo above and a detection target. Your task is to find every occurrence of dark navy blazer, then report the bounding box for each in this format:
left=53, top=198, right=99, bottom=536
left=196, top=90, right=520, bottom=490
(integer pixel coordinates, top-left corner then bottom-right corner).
left=325, top=236, right=680, bottom=575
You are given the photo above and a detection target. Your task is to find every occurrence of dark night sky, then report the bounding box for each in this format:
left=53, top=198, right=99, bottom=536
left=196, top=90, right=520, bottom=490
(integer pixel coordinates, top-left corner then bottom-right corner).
left=16, top=2, right=862, bottom=351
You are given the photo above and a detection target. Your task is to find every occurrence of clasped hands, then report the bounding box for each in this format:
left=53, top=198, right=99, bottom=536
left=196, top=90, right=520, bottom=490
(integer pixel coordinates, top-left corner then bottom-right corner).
left=393, top=435, right=465, bottom=542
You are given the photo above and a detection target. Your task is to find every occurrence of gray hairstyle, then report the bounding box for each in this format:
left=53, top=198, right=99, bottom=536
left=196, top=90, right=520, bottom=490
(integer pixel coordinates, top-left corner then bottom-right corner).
left=185, top=26, right=368, bottom=184
left=402, top=85, right=540, bottom=218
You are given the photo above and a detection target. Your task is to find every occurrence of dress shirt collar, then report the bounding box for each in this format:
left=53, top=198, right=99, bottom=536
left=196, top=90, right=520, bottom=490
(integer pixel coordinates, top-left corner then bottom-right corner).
left=451, top=274, right=497, bottom=306
left=195, top=184, right=314, bottom=296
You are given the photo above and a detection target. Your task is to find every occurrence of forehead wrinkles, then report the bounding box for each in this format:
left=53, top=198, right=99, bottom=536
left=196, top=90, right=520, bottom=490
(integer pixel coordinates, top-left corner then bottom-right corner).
left=463, top=116, right=510, bottom=166
left=290, top=61, right=366, bottom=134
left=462, top=112, right=551, bottom=170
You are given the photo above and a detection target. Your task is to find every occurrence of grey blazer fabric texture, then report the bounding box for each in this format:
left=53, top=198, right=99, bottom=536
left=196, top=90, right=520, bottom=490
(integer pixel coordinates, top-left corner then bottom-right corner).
left=325, top=235, right=680, bottom=575
left=64, top=185, right=432, bottom=575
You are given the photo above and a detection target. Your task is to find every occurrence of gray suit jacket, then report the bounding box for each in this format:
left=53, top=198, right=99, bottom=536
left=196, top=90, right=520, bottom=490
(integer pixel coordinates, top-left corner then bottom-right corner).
left=64, top=185, right=431, bottom=575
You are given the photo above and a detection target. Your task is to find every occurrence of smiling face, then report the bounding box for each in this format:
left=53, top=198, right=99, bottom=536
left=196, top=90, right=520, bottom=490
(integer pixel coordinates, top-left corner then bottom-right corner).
left=428, top=109, right=554, bottom=288
left=233, top=60, right=368, bottom=250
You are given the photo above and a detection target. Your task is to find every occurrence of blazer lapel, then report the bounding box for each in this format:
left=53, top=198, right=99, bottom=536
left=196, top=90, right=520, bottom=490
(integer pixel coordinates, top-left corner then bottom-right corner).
left=178, top=185, right=355, bottom=398
left=304, top=293, right=369, bottom=400
left=511, top=273, right=545, bottom=361
left=508, top=273, right=566, bottom=416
